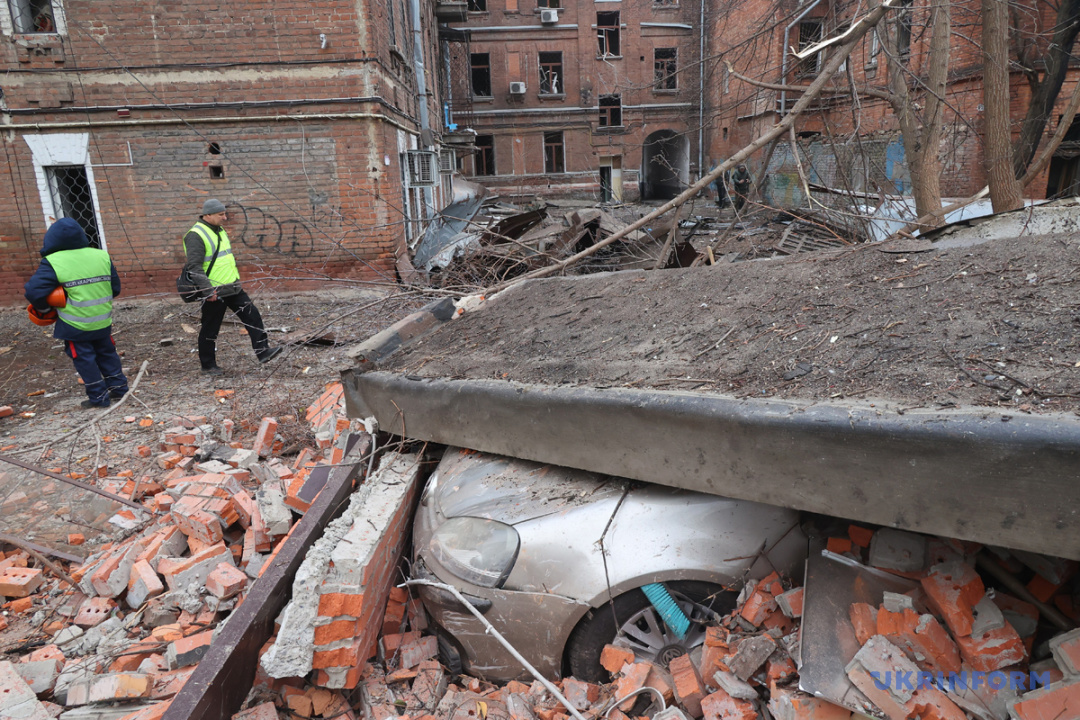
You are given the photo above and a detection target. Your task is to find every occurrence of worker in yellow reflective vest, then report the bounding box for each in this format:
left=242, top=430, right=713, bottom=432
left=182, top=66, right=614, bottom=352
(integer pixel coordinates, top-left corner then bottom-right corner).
left=24, top=219, right=129, bottom=409
left=182, top=199, right=282, bottom=375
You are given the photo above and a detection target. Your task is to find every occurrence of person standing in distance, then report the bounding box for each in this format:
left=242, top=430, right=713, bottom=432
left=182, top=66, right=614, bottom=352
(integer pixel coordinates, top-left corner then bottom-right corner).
left=183, top=199, right=282, bottom=375
left=24, top=218, right=129, bottom=408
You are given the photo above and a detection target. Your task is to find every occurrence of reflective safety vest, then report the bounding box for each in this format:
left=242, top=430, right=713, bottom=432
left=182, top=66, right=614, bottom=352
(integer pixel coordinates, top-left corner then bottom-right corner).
left=186, top=221, right=240, bottom=287
left=45, top=247, right=114, bottom=332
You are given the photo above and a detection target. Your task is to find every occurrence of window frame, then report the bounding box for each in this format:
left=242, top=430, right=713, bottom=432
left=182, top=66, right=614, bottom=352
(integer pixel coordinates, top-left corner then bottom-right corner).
left=653, top=47, right=677, bottom=90
left=538, top=51, right=563, bottom=95
left=8, top=0, right=57, bottom=33
left=474, top=134, right=496, bottom=176
left=598, top=94, right=622, bottom=128
left=471, top=52, right=493, bottom=98
left=596, top=11, right=621, bottom=58
left=794, top=20, right=823, bottom=79
left=544, top=131, right=565, bottom=173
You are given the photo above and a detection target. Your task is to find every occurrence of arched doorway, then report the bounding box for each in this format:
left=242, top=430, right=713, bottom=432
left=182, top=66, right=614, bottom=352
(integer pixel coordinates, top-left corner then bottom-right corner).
left=641, top=130, right=689, bottom=200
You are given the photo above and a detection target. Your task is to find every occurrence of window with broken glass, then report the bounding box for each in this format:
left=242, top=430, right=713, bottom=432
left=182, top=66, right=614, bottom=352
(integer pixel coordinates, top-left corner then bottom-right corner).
left=596, top=12, right=620, bottom=57
left=538, top=52, right=563, bottom=95
left=598, top=94, right=622, bottom=127
left=468, top=0, right=486, bottom=12
left=794, top=20, right=823, bottom=78
left=474, top=135, right=495, bottom=175
left=471, top=53, right=492, bottom=97
left=537, top=0, right=560, bottom=8
left=654, top=48, right=677, bottom=90
left=544, top=132, right=564, bottom=173
left=9, top=0, right=56, bottom=33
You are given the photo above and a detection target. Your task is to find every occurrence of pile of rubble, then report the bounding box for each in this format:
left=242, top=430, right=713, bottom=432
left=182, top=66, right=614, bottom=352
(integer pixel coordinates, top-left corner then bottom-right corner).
left=0, top=382, right=363, bottom=720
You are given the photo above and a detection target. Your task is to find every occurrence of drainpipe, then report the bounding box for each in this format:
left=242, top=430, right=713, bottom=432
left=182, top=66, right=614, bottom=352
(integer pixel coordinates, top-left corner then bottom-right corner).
left=698, top=0, right=705, bottom=180
left=410, top=0, right=434, bottom=216
left=779, top=0, right=822, bottom=116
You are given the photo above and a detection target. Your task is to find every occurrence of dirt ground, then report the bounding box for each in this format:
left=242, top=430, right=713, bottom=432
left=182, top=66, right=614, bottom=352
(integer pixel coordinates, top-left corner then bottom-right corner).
left=0, top=285, right=434, bottom=492
left=382, top=224, right=1080, bottom=415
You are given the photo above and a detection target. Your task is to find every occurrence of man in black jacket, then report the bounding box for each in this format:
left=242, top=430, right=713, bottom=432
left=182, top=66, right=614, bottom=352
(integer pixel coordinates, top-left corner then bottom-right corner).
left=183, top=199, right=282, bottom=375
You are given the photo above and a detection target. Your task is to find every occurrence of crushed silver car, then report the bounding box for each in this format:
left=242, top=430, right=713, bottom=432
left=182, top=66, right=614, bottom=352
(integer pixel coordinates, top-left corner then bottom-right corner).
left=411, top=447, right=807, bottom=682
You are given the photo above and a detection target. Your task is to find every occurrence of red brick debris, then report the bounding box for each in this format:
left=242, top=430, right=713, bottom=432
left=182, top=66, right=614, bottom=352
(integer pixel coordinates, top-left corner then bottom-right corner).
left=2, top=386, right=1078, bottom=720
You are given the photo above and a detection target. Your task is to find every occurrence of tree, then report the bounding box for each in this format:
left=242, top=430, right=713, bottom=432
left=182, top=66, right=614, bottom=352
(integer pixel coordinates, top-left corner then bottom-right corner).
left=982, top=0, right=1023, bottom=211
left=880, top=0, right=951, bottom=224
left=1011, top=0, right=1080, bottom=177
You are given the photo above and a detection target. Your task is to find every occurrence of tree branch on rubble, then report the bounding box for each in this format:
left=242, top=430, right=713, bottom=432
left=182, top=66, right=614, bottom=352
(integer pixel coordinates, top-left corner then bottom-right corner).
left=0, top=532, right=78, bottom=587
left=488, top=0, right=897, bottom=293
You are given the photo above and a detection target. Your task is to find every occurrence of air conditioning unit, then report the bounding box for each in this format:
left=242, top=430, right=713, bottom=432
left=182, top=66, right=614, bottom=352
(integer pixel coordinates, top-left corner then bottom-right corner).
left=509, top=81, right=527, bottom=95
left=540, top=8, right=559, bottom=23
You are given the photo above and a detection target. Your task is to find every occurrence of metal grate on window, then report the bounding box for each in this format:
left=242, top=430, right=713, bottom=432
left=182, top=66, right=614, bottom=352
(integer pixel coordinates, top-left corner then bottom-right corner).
left=9, top=0, right=56, bottom=33
left=45, top=165, right=101, bottom=248
left=407, top=151, right=438, bottom=186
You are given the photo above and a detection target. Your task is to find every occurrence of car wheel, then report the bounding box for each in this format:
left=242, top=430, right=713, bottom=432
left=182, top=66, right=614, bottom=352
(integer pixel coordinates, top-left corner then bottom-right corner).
left=564, top=581, right=735, bottom=682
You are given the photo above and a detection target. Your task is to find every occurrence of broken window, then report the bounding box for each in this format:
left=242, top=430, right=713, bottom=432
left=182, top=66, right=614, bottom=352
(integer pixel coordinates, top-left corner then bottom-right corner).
left=544, top=131, right=564, bottom=173
left=794, top=20, right=823, bottom=79
left=597, top=12, right=620, bottom=57
left=9, top=0, right=55, bottom=32
left=468, top=0, right=486, bottom=11
left=474, top=135, right=495, bottom=176
left=471, top=53, right=492, bottom=97
left=598, top=94, right=622, bottom=127
left=45, top=165, right=101, bottom=248
left=866, top=28, right=880, bottom=67
left=654, top=48, right=677, bottom=90
left=537, top=0, right=560, bottom=8
left=538, top=51, right=563, bottom=94
left=897, top=0, right=913, bottom=60
left=387, top=0, right=397, bottom=48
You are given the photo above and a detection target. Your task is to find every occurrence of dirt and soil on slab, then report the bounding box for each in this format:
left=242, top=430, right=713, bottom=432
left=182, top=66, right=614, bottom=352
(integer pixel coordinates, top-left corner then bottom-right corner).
left=382, top=228, right=1080, bottom=415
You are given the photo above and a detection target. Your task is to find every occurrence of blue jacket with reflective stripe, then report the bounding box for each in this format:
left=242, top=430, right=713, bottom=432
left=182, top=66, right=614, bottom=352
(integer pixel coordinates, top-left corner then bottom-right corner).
left=24, top=218, right=122, bottom=341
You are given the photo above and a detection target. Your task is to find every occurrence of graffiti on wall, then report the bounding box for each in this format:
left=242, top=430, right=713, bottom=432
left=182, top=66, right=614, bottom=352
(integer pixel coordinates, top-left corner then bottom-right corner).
left=225, top=202, right=345, bottom=259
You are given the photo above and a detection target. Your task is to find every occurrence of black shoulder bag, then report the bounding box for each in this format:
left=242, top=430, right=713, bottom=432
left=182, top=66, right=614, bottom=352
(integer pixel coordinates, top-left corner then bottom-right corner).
left=177, top=235, right=220, bottom=303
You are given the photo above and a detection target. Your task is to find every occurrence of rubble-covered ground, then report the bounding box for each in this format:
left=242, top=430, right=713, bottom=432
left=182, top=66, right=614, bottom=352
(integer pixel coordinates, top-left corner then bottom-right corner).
left=383, top=223, right=1080, bottom=414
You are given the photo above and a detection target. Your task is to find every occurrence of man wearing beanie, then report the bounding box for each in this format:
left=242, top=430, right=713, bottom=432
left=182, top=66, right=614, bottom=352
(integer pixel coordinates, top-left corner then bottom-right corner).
left=183, top=199, right=282, bottom=375
left=24, top=219, right=129, bottom=408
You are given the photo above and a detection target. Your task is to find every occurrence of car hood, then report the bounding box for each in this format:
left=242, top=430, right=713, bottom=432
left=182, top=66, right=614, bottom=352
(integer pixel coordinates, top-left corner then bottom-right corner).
left=428, top=447, right=625, bottom=524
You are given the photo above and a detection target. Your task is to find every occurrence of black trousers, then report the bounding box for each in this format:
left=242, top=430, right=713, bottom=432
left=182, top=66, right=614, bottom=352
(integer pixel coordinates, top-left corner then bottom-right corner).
left=198, top=289, right=269, bottom=369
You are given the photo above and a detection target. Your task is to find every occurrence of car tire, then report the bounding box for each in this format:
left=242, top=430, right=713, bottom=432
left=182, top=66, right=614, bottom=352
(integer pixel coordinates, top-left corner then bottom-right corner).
left=564, top=581, right=735, bottom=682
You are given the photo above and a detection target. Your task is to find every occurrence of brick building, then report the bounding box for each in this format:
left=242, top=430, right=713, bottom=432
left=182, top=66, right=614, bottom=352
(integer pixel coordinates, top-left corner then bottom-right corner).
left=444, top=0, right=706, bottom=202
left=707, top=0, right=1080, bottom=207
left=0, top=0, right=458, bottom=304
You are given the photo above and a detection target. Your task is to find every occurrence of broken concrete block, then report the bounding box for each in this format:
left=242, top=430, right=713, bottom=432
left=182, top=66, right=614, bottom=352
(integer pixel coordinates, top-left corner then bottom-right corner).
left=881, top=591, right=915, bottom=613
left=669, top=654, right=705, bottom=717
left=601, top=645, right=636, bottom=675
left=54, top=625, right=85, bottom=648
left=955, top=622, right=1026, bottom=672
left=876, top=606, right=962, bottom=674
left=970, top=593, right=1006, bottom=637
left=255, top=484, right=292, bottom=537
left=615, top=662, right=653, bottom=711
left=13, top=659, right=62, bottom=696
left=846, top=636, right=966, bottom=720
left=85, top=673, right=150, bottom=703
left=869, top=529, right=927, bottom=573
left=711, top=670, right=757, bottom=701
left=921, top=561, right=986, bottom=638
left=0, top=661, right=51, bottom=719
left=728, top=634, right=776, bottom=681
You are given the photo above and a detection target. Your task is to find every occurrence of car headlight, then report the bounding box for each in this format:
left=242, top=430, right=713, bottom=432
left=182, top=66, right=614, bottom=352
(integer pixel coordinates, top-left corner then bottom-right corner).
left=428, top=517, right=520, bottom=588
